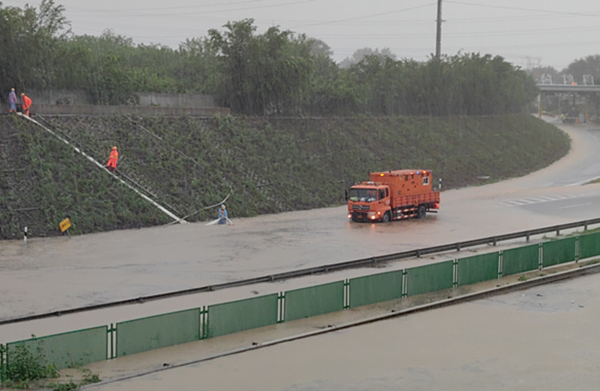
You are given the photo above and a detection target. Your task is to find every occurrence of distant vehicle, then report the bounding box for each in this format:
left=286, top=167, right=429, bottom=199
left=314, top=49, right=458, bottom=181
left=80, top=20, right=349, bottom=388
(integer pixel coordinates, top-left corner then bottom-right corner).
left=346, top=169, right=440, bottom=223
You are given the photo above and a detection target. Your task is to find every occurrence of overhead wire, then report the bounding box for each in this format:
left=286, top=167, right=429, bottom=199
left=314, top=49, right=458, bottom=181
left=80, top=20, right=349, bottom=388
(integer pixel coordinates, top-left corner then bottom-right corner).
left=66, top=0, right=317, bottom=18
left=445, top=1, right=600, bottom=19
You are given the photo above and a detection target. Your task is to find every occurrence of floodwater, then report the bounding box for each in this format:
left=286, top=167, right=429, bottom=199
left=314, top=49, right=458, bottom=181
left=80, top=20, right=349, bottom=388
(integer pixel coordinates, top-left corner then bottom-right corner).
left=3, top=118, right=600, bottom=389
left=2, top=120, right=600, bottom=322
left=88, top=271, right=600, bottom=391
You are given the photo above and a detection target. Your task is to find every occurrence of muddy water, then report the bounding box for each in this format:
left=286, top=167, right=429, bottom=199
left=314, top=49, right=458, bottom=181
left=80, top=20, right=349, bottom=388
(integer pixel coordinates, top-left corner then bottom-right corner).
left=2, top=122, right=599, bottom=321
left=2, top=119, right=600, bottom=388
left=3, top=180, right=600, bottom=321
left=87, top=272, right=600, bottom=391
left=1, top=121, right=600, bottom=320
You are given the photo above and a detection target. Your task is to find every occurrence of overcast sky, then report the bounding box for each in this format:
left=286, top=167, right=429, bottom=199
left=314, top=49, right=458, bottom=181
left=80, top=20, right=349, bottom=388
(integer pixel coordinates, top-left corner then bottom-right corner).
left=5, top=0, right=600, bottom=71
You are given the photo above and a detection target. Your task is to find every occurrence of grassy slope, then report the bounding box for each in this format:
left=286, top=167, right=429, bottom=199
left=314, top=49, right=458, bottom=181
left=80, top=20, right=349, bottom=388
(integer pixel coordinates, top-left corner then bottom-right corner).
left=0, top=114, right=570, bottom=238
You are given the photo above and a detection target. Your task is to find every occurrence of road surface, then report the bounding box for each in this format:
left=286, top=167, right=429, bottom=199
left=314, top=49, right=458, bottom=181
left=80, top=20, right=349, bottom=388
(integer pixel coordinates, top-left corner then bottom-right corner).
left=2, top=118, right=600, bottom=389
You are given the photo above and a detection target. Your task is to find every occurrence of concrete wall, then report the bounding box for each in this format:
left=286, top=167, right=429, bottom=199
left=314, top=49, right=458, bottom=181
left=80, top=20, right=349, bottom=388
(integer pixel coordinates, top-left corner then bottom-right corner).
left=136, top=92, right=215, bottom=108
left=11, top=89, right=225, bottom=115
left=27, top=90, right=91, bottom=105
left=24, top=90, right=217, bottom=108
left=32, top=104, right=229, bottom=116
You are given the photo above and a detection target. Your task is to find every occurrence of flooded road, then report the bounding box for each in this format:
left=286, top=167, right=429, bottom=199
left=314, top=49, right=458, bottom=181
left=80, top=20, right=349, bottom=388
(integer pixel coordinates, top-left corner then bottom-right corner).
left=3, top=119, right=600, bottom=389
left=88, top=271, right=600, bottom=391
left=2, top=120, right=600, bottom=321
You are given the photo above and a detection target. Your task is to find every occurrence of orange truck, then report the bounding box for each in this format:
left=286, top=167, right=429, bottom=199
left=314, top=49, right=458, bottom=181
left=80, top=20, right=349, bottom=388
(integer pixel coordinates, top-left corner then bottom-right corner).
left=346, top=169, right=440, bottom=223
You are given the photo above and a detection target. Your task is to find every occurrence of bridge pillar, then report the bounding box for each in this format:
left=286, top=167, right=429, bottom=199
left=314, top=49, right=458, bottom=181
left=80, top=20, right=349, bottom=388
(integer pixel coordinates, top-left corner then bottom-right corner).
left=586, top=96, right=589, bottom=123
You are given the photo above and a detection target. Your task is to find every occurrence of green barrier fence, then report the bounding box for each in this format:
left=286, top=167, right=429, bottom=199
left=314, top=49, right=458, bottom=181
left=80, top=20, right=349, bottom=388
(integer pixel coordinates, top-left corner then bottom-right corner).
left=542, top=237, right=577, bottom=268
left=6, top=232, right=600, bottom=378
left=116, top=308, right=200, bottom=357
left=502, top=244, right=540, bottom=276
left=284, top=281, right=345, bottom=322
left=207, top=294, right=278, bottom=338
left=579, top=232, right=600, bottom=259
left=349, top=270, right=403, bottom=308
left=457, top=252, right=500, bottom=286
left=406, top=261, right=454, bottom=296
left=6, top=326, right=107, bottom=371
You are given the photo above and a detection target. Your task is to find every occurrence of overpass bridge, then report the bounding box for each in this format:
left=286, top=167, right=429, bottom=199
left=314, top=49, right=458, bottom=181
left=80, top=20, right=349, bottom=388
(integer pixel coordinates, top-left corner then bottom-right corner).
left=537, top=84, right=600, bottom=93
left=536, top=76, right=600, bottom=122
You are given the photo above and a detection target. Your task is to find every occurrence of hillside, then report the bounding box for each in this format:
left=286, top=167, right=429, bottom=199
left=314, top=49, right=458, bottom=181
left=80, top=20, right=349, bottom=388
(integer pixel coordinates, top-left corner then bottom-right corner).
left=0, top=114, right=570, bottom=239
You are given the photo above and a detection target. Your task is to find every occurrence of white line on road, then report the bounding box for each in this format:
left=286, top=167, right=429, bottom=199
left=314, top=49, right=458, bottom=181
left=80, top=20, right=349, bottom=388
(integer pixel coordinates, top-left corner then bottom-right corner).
left=558, top=202, right=592, bottom=210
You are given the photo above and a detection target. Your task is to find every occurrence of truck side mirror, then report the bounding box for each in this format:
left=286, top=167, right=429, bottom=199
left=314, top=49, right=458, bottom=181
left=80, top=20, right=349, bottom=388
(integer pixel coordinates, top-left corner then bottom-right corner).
left=344, top=189, right=349, bottom=201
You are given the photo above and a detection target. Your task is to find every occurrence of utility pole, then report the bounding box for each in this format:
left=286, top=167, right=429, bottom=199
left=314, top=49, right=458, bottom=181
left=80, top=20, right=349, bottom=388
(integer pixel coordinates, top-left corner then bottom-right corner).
left=435, top=0, right=442, bottom=59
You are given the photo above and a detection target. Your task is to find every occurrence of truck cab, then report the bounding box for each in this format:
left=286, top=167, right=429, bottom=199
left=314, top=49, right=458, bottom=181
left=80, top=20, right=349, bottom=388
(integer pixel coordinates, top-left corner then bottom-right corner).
left=347, top=182, right=391, bottom=222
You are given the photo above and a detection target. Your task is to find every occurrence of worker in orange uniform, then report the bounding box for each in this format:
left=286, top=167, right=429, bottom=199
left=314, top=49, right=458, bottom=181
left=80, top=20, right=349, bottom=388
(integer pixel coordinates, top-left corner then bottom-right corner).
left=21, top=93, right=32, bottom=116
left=106, top=146, right=119, bottom=172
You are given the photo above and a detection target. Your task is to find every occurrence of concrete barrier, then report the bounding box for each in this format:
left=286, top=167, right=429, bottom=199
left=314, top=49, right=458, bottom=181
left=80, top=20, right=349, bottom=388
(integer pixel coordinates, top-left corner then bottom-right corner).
left=32, top=104, right=229, bottom=116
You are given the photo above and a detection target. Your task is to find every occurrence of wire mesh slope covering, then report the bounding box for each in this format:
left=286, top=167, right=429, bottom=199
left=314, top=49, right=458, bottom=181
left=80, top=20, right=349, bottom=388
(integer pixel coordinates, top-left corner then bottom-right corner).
left=207, top=294, right=278, bottom=338
left=406, top=261, right=454, bottom=297
left=116, top=308, right=200, bottom=357
left=6, top=326, right=107, bottom=370
left=502, top=244, right=540, bottom=276
left=579, top=232, right=600, bottom=260
left=457, top=252, right=500, bottom=286
left=542, top=237, right=577, bottom=268
left=349, top=270, right=403, bottom=308
left=284, top=281, right=345, bottom=322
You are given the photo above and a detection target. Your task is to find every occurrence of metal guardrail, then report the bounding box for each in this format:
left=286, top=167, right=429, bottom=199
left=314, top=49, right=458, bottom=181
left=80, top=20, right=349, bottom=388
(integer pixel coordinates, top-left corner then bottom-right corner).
left=2, top=217, right=600, bottom=326
left=537, top=84, right=600, bottom=93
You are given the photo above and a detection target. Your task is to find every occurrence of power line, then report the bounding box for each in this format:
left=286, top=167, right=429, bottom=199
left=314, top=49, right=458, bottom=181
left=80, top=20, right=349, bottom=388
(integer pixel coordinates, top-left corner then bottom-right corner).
left=68, top=0, right=266, bottom=13
left=446, top=1, right=600, bottom=18
left=66, top=0, right=317, bottom=17
left=294, top=2, right=437, bottom=28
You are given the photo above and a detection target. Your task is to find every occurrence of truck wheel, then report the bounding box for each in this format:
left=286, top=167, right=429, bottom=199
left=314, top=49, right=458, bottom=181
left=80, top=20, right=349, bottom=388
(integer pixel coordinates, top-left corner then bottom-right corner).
left=382, top=212, right=391, bottom=223
left=417, top=205, right=426, bottom=219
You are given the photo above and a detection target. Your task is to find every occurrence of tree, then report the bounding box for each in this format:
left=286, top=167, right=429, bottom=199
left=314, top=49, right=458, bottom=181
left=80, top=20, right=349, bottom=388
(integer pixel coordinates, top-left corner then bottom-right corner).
left=209, top=19, right=313, bottom=115
left=0, top=0, right=70, bottom=93
left=306, top=37, right=333, bottom=58
left=564, top=55, right=600, bottom=85
left=178, top=37, right=222, bottom=94
left=339, top=47, right=397, bottom=69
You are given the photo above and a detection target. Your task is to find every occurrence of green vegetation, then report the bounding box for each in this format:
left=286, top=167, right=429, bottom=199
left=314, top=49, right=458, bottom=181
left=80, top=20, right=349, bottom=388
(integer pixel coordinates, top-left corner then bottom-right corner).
left=47, top=381, right=78, bottom=391
left=0, top=339, right=101, bottom=390
left=46, top=368, right=101, bottom=391
left=0, top=113, right=570, bottom=239
left=1, top=340, right=58, bottom=389
left=1, top=2, right=538, bottom=115
left=0, top=1, right=574, bottom=240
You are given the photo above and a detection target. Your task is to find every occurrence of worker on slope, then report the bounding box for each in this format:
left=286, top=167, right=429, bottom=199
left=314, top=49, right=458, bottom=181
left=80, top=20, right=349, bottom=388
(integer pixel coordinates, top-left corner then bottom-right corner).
left=21, top=93, right=32, bottom=116
left=8, top=88, right=17, bottom=113
left=218, top=204, right=228, bottom=224
left=106, top=146, right=119, bottom=172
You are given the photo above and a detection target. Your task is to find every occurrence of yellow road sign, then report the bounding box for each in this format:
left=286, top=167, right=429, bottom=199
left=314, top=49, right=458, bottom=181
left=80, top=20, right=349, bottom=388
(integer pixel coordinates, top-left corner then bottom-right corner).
left=60, top=218, right=71, bottom=232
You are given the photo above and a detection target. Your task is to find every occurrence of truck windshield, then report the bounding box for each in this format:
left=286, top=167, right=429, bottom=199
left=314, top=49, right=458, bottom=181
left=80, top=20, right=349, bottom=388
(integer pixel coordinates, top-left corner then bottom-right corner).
left=348, top=188, right=378, bottom=203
